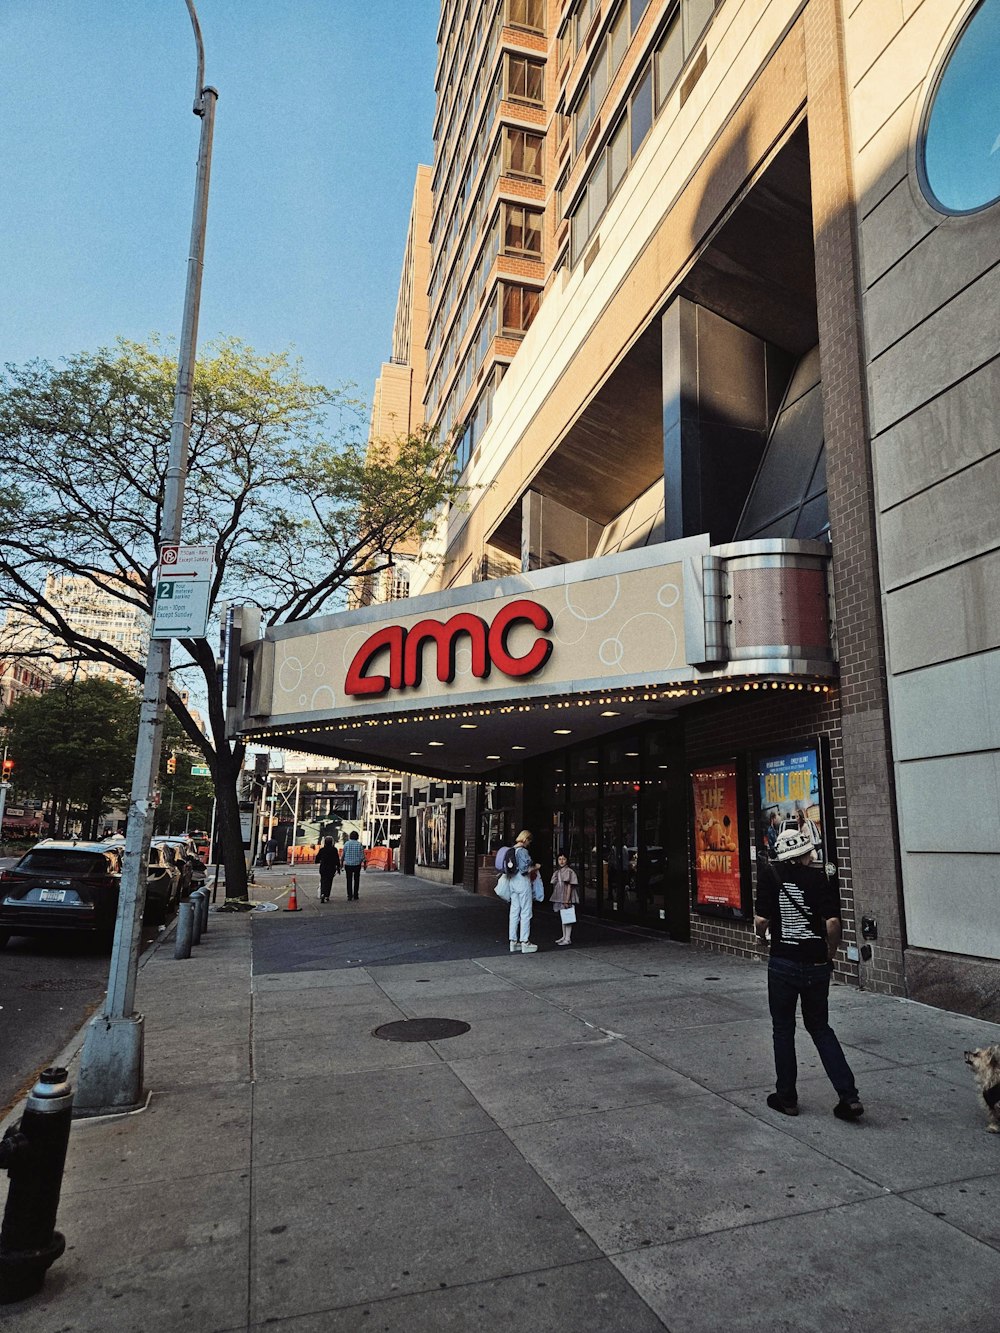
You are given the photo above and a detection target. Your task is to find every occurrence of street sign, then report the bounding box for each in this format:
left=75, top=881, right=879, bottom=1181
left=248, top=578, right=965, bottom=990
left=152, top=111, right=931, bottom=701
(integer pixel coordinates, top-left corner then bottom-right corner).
left=151, top=544, right=214, bottom=639
left=190, top=765, right=211, bottom=776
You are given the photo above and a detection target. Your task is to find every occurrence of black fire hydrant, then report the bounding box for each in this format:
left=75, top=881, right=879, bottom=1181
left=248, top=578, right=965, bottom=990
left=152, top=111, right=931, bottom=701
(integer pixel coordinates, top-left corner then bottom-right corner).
left=0, top=1067, right=73, bottom=1303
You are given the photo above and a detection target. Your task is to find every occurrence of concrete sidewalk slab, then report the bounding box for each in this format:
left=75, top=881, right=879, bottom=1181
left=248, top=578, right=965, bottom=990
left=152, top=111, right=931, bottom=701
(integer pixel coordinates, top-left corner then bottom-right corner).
left=250, top=1130, right=599, bottom=1323
left=4, top=870, right=1000, bottom=1332
left=614, top=1193, right=1000, bottom=1332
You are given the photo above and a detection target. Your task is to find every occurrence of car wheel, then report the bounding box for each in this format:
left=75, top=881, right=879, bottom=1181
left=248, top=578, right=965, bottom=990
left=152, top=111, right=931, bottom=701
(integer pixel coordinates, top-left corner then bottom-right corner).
left=143, top=893, right=167, bottom=927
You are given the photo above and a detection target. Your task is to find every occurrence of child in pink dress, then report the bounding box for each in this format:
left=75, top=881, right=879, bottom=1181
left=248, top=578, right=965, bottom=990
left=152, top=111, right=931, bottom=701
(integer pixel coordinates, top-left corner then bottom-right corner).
left=551, top=854, right=580, bottom=946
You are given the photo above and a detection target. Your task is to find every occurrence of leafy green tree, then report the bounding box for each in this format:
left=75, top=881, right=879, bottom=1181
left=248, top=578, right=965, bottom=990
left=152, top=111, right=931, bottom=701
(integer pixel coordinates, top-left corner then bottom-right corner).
left=155, top=712, right=214, bottom=836
left=0, top=337, right=463, bottom=895
left=2, top=677, right=140, bottom=838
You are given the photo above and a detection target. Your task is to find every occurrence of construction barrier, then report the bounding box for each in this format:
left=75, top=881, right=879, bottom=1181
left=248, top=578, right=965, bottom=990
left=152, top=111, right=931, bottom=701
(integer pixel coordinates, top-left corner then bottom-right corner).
left=286, top=844, right=395, bottom=870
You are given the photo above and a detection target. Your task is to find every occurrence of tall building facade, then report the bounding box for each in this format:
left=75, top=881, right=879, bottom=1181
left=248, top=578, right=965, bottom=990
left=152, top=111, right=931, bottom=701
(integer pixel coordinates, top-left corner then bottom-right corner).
left=239, top=0, right=1000, bottom=1019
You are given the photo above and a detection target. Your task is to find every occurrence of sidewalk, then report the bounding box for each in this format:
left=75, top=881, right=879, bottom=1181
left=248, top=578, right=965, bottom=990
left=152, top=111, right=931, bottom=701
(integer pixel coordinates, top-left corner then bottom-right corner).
left=4, top=869, right=1000, bottom=1331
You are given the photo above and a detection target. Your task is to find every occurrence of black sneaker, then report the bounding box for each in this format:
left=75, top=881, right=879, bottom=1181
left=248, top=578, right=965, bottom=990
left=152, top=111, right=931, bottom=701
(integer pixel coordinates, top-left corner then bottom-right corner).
left=833, top=1099, right=864, bottom=1120
left=766, top=1093, right=799, bottom=1116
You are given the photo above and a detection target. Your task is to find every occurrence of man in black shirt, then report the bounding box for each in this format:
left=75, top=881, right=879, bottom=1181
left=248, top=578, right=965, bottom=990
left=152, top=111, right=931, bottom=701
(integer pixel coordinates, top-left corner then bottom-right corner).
left=754, top=828, right=864, bottom=1121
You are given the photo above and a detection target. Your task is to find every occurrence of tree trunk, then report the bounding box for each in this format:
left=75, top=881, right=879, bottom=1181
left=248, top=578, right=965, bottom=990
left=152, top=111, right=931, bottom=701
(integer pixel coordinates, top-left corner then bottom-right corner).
left=214, top=745, right=248, bottom=900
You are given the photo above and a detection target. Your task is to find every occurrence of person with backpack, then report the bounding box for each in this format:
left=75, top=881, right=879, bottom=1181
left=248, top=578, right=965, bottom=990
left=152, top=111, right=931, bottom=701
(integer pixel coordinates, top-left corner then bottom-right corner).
left=754, top=827, right=864, bottom=1122
left=505, top=830, right=541, bottom=954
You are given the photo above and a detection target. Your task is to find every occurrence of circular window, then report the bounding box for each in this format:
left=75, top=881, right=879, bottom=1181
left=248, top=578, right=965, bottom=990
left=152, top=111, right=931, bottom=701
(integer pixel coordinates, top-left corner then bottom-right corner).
left=920, top=0, right=1000, bottom=214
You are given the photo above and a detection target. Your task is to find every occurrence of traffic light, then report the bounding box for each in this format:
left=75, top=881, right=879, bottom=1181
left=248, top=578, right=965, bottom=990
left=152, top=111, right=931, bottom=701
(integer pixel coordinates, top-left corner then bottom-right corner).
left=1, top=757, right=13, bottom=780
left=166, top=754, right=177, bottom=775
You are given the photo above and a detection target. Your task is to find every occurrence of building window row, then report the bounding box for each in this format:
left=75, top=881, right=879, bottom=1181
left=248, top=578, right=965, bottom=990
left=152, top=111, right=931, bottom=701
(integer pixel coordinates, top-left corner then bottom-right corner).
left=435, top=0, right=501, bottom=150
left=428, top=118, right=543, bottom=375
left=569, top=0, right=719, bottom=265
left=430, top=44, right=543, bottom=284
left=427, top=196, right=542, bottom=416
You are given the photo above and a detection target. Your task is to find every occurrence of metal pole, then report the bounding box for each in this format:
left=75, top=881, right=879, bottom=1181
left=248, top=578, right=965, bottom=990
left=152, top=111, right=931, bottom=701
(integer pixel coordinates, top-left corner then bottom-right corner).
left=290, top=777, right=300, bottom=867
left=76, top=6, right=217, bottom=1116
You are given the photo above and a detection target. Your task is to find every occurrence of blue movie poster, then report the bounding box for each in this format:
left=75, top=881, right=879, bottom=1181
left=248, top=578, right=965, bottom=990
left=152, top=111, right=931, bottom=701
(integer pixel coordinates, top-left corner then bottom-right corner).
left=757, top=746, right=824, bottom=862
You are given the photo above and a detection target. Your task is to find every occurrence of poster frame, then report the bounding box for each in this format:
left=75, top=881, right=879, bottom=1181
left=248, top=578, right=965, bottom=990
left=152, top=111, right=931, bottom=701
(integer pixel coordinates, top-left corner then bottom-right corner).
left=688, top=754, right=752, bottom=919
left=752, top=735, right=836, bottom=870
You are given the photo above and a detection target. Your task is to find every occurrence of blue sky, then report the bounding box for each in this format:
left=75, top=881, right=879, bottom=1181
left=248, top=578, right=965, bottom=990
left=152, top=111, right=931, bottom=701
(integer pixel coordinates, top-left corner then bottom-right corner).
left=0, top=0, right=439, bottom=408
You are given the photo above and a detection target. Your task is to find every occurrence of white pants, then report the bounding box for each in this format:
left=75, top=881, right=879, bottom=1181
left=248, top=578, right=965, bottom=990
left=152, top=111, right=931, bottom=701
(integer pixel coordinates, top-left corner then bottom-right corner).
left=508, top=880, right=533, bottom=943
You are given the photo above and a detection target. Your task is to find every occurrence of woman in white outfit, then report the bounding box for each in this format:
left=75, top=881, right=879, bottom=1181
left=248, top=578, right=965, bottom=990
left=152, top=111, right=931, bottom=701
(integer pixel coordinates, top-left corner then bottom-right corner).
left=508, top=830, right=540, bottom=954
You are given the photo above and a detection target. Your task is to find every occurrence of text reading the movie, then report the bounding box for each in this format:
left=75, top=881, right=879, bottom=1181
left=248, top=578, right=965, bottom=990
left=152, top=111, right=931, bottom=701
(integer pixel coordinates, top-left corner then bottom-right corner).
left=344, top=599, right=554, bottom=698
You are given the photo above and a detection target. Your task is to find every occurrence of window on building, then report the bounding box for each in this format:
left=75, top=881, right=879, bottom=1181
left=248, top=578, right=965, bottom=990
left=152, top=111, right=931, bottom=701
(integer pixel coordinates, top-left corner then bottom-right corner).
left=683, top=0, right=717, bottom=51
left=506, top=54, right=545, bottom=104
left=501, top=284, right=541, bottom=334
left=573, top=0, right=600, bottom=53
left=503, top=203, right=543, bottom=256
left=506, top=0, right=545, bottom=34
left=504, top=128, right=544, bottom=180
left=655, top=7, right=683, bottom=108
left=630, top=64, right=653, bottom=156
left=630, top=0, right=652, bottom=28
left=920, top=0, right=1000, bottom=214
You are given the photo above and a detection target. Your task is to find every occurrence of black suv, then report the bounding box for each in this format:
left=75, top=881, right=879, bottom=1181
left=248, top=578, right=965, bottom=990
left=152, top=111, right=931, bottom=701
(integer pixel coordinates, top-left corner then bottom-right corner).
left=0, top=841, right=123, bottom=946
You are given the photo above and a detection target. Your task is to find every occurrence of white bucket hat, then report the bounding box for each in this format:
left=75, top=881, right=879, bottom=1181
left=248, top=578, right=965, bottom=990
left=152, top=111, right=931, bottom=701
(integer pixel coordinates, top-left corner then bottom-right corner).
left=773, top=828, right=814, bottom=861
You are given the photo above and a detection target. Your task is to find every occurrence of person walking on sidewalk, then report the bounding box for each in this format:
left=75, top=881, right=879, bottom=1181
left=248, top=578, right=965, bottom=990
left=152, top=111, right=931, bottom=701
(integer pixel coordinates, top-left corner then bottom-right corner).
left=264, top=836, right=278, bottom=869
left=754, top=828, right=864, bottom=1122
left=315, top=836, right=341, bottom=902
left=341, top=831, right=366, bottom=901
left=508, top=830, right=541, bottom=954
left=551, top=853, right=579, bottom=946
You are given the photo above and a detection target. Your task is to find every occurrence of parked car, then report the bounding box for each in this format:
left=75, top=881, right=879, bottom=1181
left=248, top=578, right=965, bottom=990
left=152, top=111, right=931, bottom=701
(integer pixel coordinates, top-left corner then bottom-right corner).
left=145, top=842, right=182, bottom=923
left=188, top=828, right=211, bottom=863
left=0, top=840, right=123, bottom=946
left=100, top=835, right=186, bottom=921
left=152, top=836, right=206, bottom=895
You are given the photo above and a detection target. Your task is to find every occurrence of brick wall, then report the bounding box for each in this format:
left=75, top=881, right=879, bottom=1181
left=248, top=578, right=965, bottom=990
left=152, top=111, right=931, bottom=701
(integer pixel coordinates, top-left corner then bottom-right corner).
left=685, top=689, right=861, bottom=988
left=802, top=0, right=906, bottom=997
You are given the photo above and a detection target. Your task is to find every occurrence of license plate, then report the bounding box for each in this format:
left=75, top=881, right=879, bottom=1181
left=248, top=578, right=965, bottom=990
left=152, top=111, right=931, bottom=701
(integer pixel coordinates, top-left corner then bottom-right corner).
left=39, top=889, right=67, bottom=903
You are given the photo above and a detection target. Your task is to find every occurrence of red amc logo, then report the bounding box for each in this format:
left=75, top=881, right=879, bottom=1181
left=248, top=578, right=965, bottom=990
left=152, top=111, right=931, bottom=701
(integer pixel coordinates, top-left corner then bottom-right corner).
left=344, top=599, right=554, bottom=698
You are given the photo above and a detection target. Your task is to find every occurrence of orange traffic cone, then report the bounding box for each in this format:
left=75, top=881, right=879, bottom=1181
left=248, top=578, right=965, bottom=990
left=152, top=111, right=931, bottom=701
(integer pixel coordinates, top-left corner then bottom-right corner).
left=285, top=876, right=302, bottom=911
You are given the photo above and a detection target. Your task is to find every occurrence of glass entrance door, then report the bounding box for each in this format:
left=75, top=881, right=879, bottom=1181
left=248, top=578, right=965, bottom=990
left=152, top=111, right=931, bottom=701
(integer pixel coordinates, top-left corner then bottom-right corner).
left=602, top=798, right=640, bottom=917
left=566, top=804, right=598, bottom=914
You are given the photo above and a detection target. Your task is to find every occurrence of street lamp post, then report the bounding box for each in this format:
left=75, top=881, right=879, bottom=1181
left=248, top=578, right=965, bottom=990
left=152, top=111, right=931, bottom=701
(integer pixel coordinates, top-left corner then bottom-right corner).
left=76, top=2, right=217, bottom=1116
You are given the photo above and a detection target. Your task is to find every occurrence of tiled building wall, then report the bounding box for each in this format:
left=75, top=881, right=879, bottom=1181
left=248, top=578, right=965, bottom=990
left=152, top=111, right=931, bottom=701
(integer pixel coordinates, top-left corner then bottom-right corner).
left=840, top=0, right=1000, bottom=1016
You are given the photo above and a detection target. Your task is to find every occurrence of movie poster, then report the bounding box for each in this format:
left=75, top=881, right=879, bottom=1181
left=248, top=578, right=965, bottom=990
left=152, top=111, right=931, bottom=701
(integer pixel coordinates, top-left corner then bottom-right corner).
left=691, top=761, right=743, bottom=909
left=756, top=745, right=824, bottom=862
left=416, top=802, right=450, bottom=867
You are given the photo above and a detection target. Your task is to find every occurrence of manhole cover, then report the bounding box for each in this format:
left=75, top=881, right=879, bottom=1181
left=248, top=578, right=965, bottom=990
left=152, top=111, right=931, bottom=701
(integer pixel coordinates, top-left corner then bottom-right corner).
left=373, top=1018, right=470, bottom=1042
left=22, top=979, right=103, bottom=993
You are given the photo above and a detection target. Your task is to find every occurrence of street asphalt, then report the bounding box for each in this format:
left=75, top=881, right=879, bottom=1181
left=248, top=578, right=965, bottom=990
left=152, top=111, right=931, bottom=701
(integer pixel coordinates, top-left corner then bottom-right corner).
left=2, top=866, right=999, bottom=1331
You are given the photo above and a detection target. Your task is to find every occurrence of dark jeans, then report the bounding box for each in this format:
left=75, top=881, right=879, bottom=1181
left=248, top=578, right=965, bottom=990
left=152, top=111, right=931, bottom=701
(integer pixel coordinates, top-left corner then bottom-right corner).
left=344, top=864, right=361, bottom=899
left=767, top=956, right=859, bottom=1104
left=319, top=874, right=334, bottom=900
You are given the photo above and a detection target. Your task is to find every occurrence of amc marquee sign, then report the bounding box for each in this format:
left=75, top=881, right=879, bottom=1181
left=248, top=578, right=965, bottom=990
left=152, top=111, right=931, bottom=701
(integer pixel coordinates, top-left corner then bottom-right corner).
left=254, top=547, right=695, bottom=724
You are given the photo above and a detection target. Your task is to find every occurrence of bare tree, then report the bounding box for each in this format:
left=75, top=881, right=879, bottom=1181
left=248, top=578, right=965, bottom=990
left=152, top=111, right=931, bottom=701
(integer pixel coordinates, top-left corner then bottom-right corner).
left=0, top=337, right=462, bottom=896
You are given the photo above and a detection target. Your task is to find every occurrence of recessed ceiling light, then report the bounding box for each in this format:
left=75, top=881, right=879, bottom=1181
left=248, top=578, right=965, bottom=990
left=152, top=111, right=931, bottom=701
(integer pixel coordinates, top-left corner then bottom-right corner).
left=460, top=724, right=477, bottom=729
left=625, top=751, right=639, bottom=757
left=554, top=729, right=572, bottom=735
left=587, top=759, right=598, bottom=765
left=428, top=741, right=444, bottom=747
left=601, top=710, right=620, bottom=717
left=511, top=745, right=526, bottom=750
left=486, top=754, right=501, bottom=760
left=409, top=751, right=423, bottom=756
